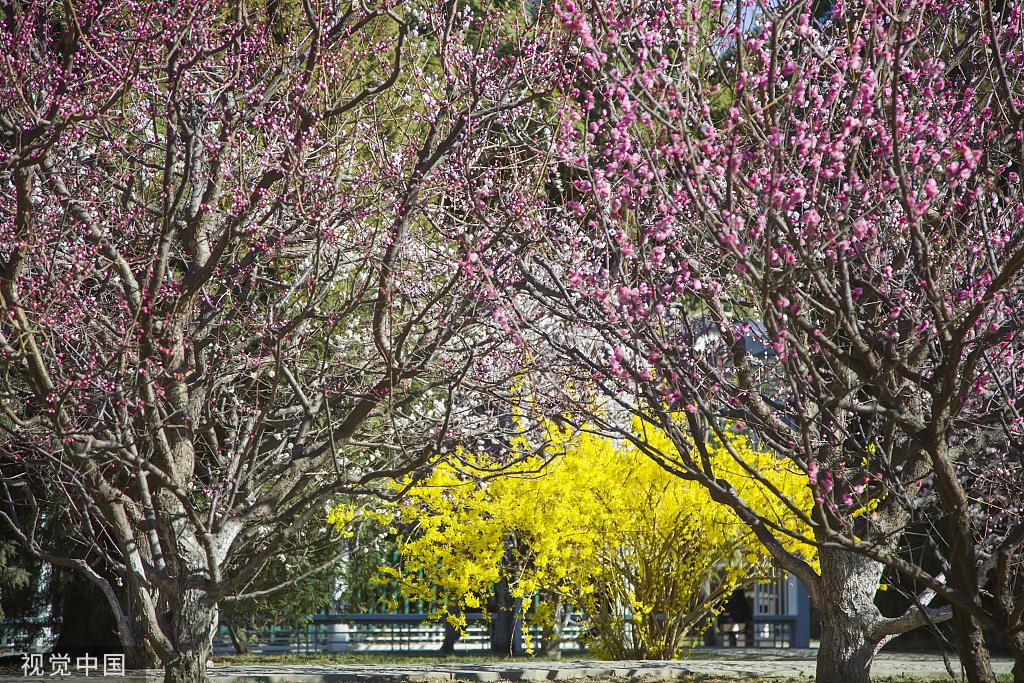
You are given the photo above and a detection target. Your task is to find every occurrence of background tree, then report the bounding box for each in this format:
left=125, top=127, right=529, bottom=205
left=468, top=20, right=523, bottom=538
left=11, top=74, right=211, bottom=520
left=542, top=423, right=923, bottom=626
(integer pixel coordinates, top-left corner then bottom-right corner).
left=333, top=514, right=403, bottom=614
left=217, top=519, right=346, bottom=655
left=1, top=484, right=158, bottom=666
left=0, top=538, right=33, bottom=624
left=0, top=1, right=561, bottom=681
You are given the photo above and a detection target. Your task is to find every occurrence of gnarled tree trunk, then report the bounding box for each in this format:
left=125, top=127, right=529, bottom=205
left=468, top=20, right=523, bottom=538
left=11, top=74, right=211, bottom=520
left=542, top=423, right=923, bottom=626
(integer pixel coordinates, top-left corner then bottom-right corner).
left=163, top=589, right=216, bottom=683
left=815, top=549, right=885, bottom=683
left=165, top=650, right=206, bottom=683
left=817, top=622, right=880, bottom=683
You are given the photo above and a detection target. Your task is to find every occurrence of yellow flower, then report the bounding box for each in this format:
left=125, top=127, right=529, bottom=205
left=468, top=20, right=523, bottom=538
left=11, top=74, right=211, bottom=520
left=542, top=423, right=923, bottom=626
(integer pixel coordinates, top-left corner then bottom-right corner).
left=343, top=416, right=815, bottom=658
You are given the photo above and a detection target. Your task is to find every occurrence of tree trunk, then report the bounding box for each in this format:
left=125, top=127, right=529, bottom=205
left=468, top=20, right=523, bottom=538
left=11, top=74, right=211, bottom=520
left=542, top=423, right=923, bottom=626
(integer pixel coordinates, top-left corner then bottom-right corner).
left=953, top=610, right=996, bottom=683
left=930, top=444, right=994, bottom=683
left=1008, top=631, right=1024, bottom=683
left=540, top=601, right=567, bottom=659
left=490, top=578, right=515, bottom=655
left=441, top=620, right=460, bottom=655
left=226, top=621, right=249, bottom=655
left=124, top=640, right=161, bottom=671
left=164, top=649, right=206, bottom=683
left=162, top=591, right=215, bottom=683
left=816, top=619, right=880, bottom=683
left=815, top=549, right=884, bottom=683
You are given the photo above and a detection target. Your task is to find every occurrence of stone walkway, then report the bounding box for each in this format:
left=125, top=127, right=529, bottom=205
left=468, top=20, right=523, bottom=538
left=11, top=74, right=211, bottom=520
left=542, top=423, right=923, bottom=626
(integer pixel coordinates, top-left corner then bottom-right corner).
left=0, top=650, right=1015, bottom=681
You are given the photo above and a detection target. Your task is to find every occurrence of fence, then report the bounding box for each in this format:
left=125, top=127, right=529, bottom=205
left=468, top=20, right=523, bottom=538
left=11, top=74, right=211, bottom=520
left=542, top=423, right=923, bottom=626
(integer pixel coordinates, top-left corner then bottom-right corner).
left=5, top=579, right=811, bottom=656
left=213, top=575, right=812, bottom=656
left=212, top=612, right=587, bottom=655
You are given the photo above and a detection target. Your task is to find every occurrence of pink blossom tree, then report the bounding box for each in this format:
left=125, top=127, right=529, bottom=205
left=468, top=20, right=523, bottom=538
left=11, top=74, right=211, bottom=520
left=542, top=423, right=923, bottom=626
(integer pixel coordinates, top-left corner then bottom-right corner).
left=0, top=2, right=559, bottom=680
left=515, top=0, right=1024, bottom=681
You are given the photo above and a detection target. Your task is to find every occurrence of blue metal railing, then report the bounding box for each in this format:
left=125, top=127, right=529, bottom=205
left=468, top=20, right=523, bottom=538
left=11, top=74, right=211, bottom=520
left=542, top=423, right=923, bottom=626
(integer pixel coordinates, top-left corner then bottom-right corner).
left=212, top=612, right=587, bottom=655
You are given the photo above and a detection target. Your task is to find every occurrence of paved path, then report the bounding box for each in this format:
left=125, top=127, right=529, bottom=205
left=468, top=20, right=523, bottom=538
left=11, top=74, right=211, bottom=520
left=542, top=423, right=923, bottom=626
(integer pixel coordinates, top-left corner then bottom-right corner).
left=0, top=650, right=1015, bottom=681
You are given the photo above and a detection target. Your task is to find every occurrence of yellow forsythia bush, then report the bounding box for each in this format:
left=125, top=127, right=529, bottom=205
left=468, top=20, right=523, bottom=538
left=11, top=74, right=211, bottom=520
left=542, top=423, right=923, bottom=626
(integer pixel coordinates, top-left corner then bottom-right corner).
left=329, top=419, right=815, bottom=659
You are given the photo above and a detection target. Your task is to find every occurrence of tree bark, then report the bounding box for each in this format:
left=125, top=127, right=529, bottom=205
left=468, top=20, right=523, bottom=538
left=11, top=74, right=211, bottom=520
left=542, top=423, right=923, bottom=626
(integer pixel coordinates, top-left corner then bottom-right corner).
left=162, top=590, right=215, bottom=683
left=164, top=649, right=206, bottom=683
left=925, top=442, right=996, bottom=683
left=124, top=640, right=161, bottom=672
left=540, top=600, right=567, bottom=659
left=441, top=620, right=460, bottom=655
left=815, top=549, right=884, bottom=683
left=817, top=623, right=880, bottom=683
left=1007, top=630, right=1024, bottom=683
left=226, top=621, right=249, bottom=656
left=953, top=610, right=996, bottom=683
left=490, top=577, right=515, bottom=655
